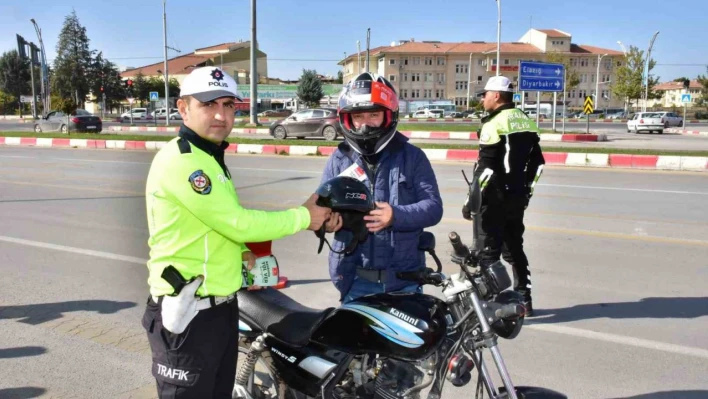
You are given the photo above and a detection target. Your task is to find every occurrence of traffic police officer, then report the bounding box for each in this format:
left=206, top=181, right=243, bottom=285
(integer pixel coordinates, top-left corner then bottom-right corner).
left=141, top=66, right=331, bottom=397
left=463, top=76, right=545, bottom=316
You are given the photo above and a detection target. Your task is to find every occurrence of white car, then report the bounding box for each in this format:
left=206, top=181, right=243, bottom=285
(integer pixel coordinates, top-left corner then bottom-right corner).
left=168, top=111, right=183, bottom=120
left=652, top=112, right=683, bottom=128
left=627, top=112, right=664, bottom=134
left=151, top=108, right=178, bottom=119
left=120, top=108, right=148, bottom=120
left=411, top=109, right=442, bottom=119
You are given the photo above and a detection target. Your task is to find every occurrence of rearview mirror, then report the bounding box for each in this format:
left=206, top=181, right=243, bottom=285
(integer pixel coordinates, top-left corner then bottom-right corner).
left=418, top=231, right=436, bottom=252
left=289, top=116, right=297, bottom=121
left=467, top=174, right=483, bottom=216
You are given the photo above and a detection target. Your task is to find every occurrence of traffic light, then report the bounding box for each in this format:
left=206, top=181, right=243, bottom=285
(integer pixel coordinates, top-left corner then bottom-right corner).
left=30, top=43, right=40, bottom=66
left=16, top=34, right=27, bottom=60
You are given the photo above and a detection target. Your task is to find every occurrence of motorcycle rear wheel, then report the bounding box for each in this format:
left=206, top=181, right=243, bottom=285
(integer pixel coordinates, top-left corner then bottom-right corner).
left=234, top=340, right=307, bottom=399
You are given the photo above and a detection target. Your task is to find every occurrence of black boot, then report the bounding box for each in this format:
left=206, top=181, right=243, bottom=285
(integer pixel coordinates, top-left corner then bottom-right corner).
left=516, top=288, right=533, bottom=317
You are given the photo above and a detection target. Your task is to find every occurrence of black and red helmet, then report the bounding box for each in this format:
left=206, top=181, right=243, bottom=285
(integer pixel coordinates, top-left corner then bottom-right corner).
left=337, top=72, right=399, bottom=156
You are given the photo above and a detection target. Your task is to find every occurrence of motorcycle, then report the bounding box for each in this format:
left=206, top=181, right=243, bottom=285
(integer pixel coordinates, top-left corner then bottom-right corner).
left=232, top=175, right=567, bottom=399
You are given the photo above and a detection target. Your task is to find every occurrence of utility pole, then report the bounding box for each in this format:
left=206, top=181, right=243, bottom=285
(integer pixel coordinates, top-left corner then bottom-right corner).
left=163, top=0, right=170, bottom=126
left=30, top=19, right=49, bottom=113
left=250, top=0, right=259, bottom=125
left=365, top=28, right=371, bottom=73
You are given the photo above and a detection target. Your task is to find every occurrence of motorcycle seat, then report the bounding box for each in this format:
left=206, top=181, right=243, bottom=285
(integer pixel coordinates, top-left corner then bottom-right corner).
left=237, top=288, right=335, bottom=347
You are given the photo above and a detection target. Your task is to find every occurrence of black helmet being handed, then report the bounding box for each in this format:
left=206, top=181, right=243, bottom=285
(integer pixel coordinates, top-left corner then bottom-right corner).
left=314, top=176, right=374, bottom=255
left=337, top=72, right=399, bottom=156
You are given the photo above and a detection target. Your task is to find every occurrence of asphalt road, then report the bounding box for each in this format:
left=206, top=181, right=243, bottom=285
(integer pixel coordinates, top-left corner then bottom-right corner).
left=3, top=120, right=708, bottom=151
left=0, top=147, right=707, bottom=398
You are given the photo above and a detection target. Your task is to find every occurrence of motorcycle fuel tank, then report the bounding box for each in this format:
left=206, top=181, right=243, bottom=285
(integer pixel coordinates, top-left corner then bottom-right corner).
left=311, top=292, right=449, bottom=361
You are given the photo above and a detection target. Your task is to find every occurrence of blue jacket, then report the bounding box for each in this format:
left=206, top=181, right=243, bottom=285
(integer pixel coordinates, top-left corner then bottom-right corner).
left=320, top=133, right=444, bottom=299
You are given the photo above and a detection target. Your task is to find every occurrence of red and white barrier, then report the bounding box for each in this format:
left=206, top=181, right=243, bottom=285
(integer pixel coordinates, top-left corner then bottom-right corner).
left=3, top=136, right=707, bottom=172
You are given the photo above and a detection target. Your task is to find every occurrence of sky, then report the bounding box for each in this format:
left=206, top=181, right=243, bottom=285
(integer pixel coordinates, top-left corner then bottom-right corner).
left=1, top=0, right=707, bottom=82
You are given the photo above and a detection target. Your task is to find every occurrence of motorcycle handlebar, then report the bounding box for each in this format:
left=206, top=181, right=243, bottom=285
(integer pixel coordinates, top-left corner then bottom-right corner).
left=448, top=232, right=470, bottom=259
left=494, top=303, right=526, bottom=319
left=396, top=269, right=444, bottom=286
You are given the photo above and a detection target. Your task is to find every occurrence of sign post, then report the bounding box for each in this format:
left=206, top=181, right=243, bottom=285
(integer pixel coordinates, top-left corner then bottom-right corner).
left=584, top=96, right=594, bottom=135
left=682, top=94, right=692, bottom=130
left=519, top=61, right=565, bottom=130
left=149, top=91, right=159, bottom=126
left=127, top=97, right=135, bottom=125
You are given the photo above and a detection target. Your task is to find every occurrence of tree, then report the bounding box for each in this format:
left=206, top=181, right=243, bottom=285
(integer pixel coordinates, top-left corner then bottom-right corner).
left=336, top=70, right=343, bottom=84
left=0, top=89, right=16, bottom=116
left=673, top=77, right=690, bottom=82
left=52, top=10, right=93, bottom=108
left=546, top=51, right=581, bottom=92
left=612, top=45, right=660, bottom=109
left=147, top=76, right=180, bottom=100
left=296, top=69, right=324, bottom=107
left=695, top=75, right=708, bottom=108
left=0, top=50, right=30, bottom=116
left=468, top=98, right=481, bottom=110
left=132, top=72, right=150, bottom=106
left=87, top=51, right=125, bottom=112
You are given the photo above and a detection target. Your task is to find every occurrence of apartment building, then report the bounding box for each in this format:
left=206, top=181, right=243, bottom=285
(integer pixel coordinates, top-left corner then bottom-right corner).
left=647, top=80, right=705, bottom=108
left=339, top=29, right=625, bottom=109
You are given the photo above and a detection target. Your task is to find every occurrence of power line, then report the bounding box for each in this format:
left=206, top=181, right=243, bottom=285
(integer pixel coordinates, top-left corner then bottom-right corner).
left=656, top=63, right=708, bottom=66
left=63, top=56, right=342, bottom=62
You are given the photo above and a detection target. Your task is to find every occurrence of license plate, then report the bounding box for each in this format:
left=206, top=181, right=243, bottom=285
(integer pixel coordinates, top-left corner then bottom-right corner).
left=87, top=125, right=96, bottom=129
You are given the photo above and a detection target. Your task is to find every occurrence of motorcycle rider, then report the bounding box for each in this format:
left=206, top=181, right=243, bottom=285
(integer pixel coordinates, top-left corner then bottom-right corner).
left=463, top=75, right=545, bottom=316
left=321, top=72, right=443, bottom=302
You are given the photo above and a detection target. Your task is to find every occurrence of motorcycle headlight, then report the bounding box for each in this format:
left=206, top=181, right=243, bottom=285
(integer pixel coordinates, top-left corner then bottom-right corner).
left=483, top=261, right=511, bottom=295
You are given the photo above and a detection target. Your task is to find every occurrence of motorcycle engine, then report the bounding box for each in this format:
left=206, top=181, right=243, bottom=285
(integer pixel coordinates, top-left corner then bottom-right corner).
left=374, top=358, right=425, bottom=399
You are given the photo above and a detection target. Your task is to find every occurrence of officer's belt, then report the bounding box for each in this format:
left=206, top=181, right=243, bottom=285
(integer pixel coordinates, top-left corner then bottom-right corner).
left=356, top=268, right=389, bottom=284
left=152, top=292, right=236, bottom=311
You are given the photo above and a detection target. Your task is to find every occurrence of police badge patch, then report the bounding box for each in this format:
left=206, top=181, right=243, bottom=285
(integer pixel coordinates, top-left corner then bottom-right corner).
left=188, top=170, right=212, bottom=195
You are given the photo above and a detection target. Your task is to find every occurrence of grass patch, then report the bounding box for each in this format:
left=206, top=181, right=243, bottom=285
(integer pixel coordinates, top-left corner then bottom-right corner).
left=3, top=131, right=708, bottom=157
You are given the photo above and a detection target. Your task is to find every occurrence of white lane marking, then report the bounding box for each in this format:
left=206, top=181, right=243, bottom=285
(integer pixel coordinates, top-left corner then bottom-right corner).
left=537, top=183, right=708, bottom=196
left=0, top=155, right=149, bottom=165
left=230, top=167, right=322, bottom=174
left=3, top=153, right=706, bottom=195
left=0, top=235, right=147, bottom=265
left=528, top=323, right=708, bottom=360
left=2, top=233, right=708, bottom=360
left=444, top=180, right=708, bottom=196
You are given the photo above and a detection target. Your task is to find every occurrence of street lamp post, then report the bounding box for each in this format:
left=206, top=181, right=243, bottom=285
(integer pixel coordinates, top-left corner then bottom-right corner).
left=643, top=31, right=660, bottom=112
left=30, top=18, right=49, bottom=114
left=595, top=53, right=608, bottom=113
left=466, top=53, right=473, bottom=110
left=495, top=0, right=501, bottom=77
left=250, top=0, right=258, bottom=125
left=162, top=0, right=170, bottom=126
left=617, top=41, right=628, bottom=114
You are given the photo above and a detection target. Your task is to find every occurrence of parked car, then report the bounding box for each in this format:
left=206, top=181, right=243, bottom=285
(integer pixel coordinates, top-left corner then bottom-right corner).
left=269, top=108, right=341, bottom=140
left=445, top=111, right=464, bottom=118
left=607, top=111, right=627, bottom=119
left=120, top=108, right=148, bottom=120
left=151, top=108, right=178, bottom=119
left=462, top=110, right=486, bottom=119
left=627, top=112, right=664, bottom=134
left=168, top=111, right=183, bottom=121
left=34, top=109, right=102, bottom=133
left=652, top=112, right=684, bottom=128
left=258, top=109, right=292, bottom=118
left=407, top=109, right=441, bottom=119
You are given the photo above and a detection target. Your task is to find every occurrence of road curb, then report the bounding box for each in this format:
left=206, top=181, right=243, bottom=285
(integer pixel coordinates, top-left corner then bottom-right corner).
left=2, top=136, right=707, bottom=172
left=665, top=128, right=708, bottom=136
left=106, top=126, right=607, bottom=142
